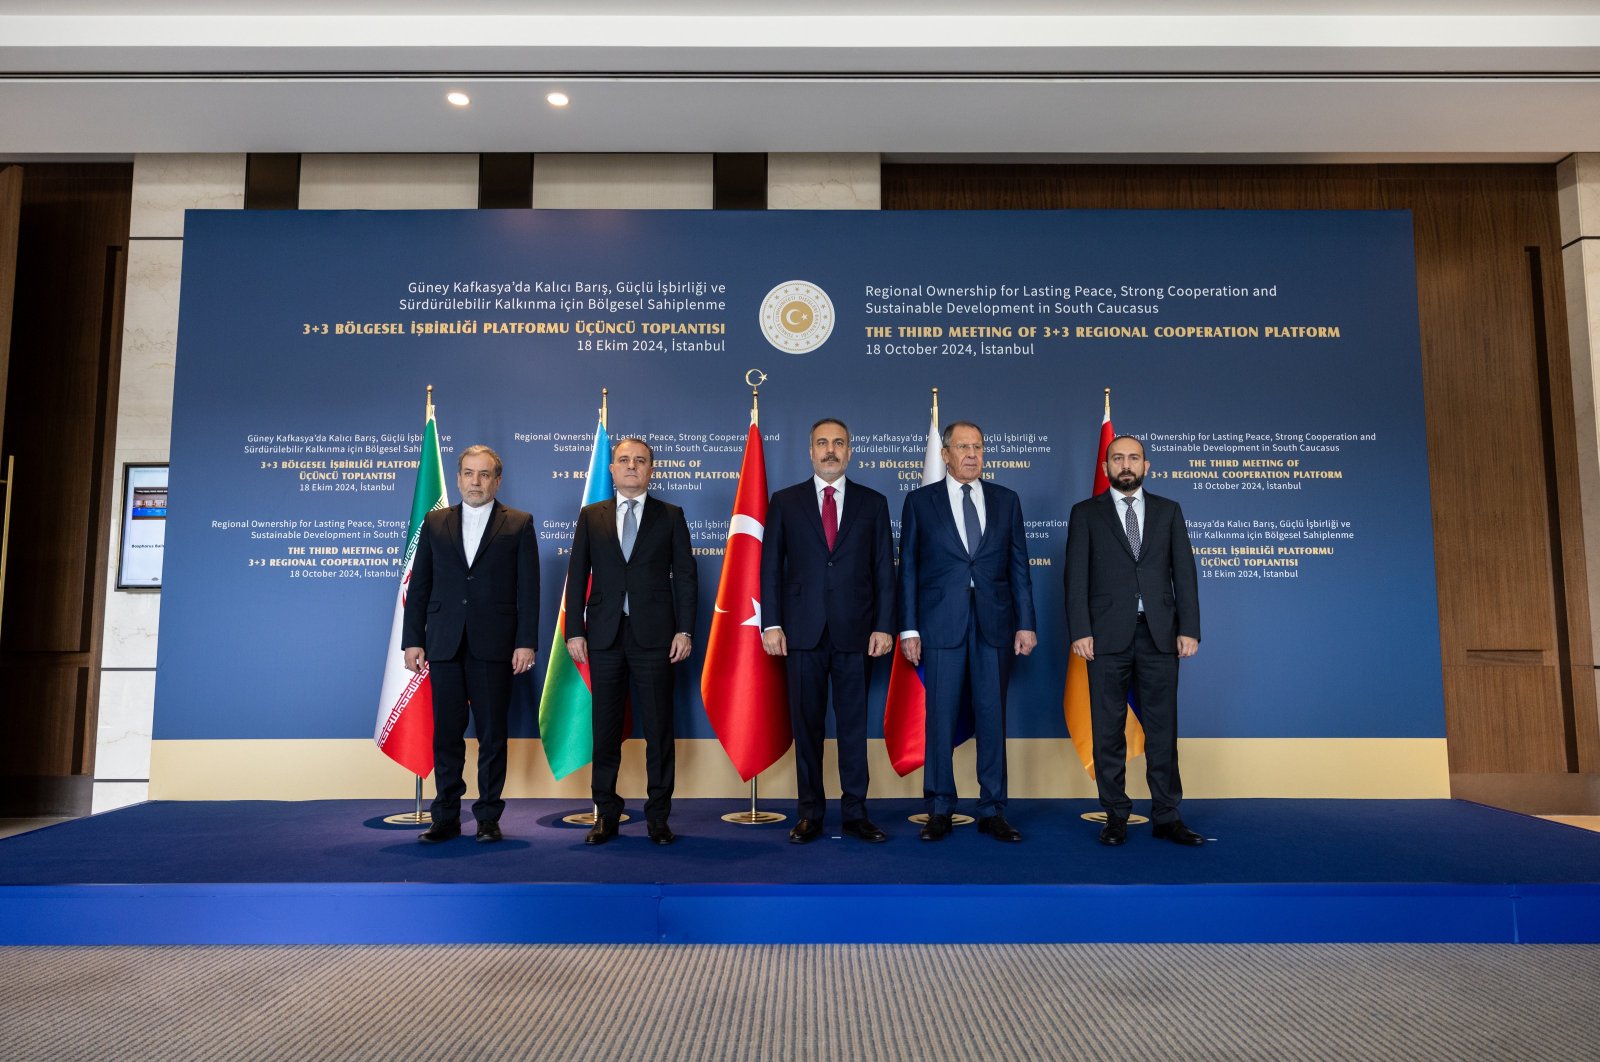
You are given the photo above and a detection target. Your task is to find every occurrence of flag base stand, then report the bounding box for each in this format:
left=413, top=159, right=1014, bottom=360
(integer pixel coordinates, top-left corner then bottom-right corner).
left=722, top=809, right=786, bottom=825
left=907, top=813, right=975, bottom=827
left=382, top=776, right=432, bottom=825
left=382, top=811, right=432, bottom=826
left=1080, top=811, right=1150, bottom=826
left=721, top=779, right=786, bottom=825
left=560, top=810, right=632, bottom=827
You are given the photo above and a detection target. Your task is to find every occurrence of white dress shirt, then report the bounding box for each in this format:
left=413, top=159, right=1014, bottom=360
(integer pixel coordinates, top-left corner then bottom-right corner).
left=615, top=491, right=648, bottom=539
left=461, top=499, right=493, bottom=566
left=901, top=476, right=986, bottom=639
left=814, top=474, right=846, bottom=531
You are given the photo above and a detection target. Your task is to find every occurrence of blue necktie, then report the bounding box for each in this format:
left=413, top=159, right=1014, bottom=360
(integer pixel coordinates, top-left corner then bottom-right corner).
left=961, top=483, right=981, bottom=558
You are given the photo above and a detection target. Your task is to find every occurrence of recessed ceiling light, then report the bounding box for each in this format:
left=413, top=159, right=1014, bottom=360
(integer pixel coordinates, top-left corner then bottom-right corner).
left=446, top=91, right=470, bottom=107
left=546, top=92, right=570, bottom=108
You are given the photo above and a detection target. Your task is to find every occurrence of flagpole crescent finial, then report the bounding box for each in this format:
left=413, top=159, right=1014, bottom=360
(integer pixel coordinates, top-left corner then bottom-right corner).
left=600, top=387, right=608, bottom=430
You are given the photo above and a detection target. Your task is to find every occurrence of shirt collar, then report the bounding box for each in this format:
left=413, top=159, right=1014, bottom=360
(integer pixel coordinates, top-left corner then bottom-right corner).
left=813, top=474, right=846, bottom=495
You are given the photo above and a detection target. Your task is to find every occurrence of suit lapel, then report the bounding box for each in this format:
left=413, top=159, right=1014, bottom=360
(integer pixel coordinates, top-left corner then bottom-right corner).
left=832, top=480, right=863, bottom=550
left=930, top=479, right=967, bottom=554
left=597, top=498, right=624, bottom=564
left=1099, top=491, right=1137, bottom=561
left=444, top=505, right=468, bottom=568
left=468, top=501, right=508, bottom=570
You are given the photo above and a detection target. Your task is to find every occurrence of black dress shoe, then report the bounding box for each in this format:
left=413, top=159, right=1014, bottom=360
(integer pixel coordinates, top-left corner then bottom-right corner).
left=789, top=818, right=823, bottom=844
left=842, top=818, right=888, bottom=843
left=475, top=821, right=503, bottom=844
left=584, top=817, right=619, bottom=845
left=1152, top=819, right=1205, bottom=846
left=919, top=813, right=952, bottom=841
left=977, top=814, right=1022, bottom=843
left=1098, top=818, right=1128, bottom=846
left=418, top=820, right=461, bottom=844
left=648, top=822, right=675, bottom=846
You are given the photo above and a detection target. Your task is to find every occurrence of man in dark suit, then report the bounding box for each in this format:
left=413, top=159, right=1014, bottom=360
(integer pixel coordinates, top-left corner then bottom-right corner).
left=1065, top=434, right=1203, bottom=847
left=761, top=418, right=895, bottom=845
left=565, top=437, right=697, bottom=846
left=898, top=421, right=1037, bottom=843
left=403, top=444, right=539, bottom=844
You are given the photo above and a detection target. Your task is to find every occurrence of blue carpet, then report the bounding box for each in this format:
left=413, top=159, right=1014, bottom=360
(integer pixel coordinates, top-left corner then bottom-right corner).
left=0, top=798, right=1596, bottom=886
left=1, top=799, right=1596, bottom=944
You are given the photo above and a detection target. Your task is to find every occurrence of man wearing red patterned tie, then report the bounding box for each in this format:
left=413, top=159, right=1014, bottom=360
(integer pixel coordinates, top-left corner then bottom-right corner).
left=761, top=418, right=896, bottom=844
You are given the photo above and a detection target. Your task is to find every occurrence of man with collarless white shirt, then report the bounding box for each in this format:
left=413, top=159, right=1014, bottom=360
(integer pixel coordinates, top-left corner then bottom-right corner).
left=404, top=445, right=539, bottom=844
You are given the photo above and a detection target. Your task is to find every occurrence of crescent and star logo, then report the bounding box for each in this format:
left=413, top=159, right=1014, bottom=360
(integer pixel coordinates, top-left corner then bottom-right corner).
left=758, top=280, right=835, bottom=354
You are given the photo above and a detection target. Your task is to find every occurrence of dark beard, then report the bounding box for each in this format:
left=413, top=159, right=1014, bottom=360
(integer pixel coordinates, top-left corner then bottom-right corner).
left=1113, top=471, right=1143, bottom=491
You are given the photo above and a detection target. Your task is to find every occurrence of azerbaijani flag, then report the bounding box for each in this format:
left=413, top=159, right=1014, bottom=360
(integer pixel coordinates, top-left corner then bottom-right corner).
left=881, top=408, right=947, bottom=776
left=1064, top=391, right=1147, bottom=775
left=373, top=392, right=448, bottom=777
left=538, top=419, right=615, bottom=779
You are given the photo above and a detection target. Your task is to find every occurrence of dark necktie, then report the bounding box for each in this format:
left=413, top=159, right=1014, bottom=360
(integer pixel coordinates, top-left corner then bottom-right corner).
left=822, top=485, right=838, bottom=551
left=1123, top=496, right=1141, bottom=558
left=961, top=483, right=981, bottom=558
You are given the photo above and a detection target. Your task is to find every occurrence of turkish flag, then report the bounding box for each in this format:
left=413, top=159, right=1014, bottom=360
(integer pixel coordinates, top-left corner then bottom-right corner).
left=701, top=420, right=792, bottom=780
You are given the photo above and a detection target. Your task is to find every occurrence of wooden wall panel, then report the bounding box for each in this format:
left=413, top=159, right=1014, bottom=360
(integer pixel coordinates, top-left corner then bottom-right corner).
left=0, top=163, right=130, bottom=811
left=884, top=163, right=1596, bottom=783
left=0, top=165, right=19, bottom=444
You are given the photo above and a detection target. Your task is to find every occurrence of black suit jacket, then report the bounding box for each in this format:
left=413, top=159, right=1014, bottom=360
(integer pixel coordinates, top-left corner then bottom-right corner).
left=402, top=500, right=540, bottom=662
left=1064, top=489, right=1200, bottom=654
left=565, top=494, right=697, bottom=650
left=760, top=477, right=894, bottom=652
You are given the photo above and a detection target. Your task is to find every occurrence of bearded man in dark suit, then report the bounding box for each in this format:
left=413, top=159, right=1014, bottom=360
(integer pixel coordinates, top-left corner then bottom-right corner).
left=1065, top=434, right=1203, bottom=847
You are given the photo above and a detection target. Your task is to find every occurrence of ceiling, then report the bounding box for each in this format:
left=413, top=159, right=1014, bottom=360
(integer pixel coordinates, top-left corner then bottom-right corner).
left=2, top=3, right=1598, bottom=159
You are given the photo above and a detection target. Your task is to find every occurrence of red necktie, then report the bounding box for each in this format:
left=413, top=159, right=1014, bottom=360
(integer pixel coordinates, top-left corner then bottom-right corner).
left=822, top=485, right=838, bottom=550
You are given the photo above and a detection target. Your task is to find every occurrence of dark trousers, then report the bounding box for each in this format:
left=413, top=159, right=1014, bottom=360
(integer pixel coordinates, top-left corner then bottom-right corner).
left=787, top=630, right=870, bottom=822
left=427, top=633, right=511, bottom=825
left=923, top=600, right=1012, bottom=819
left=589, top=617, right=676, bottom=824
left=1087, top=615, right=1183, bottom=823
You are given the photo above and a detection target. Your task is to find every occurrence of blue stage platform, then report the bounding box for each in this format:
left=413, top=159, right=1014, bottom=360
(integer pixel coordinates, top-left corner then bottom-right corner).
left=0, top=799, right=1596, bottom=945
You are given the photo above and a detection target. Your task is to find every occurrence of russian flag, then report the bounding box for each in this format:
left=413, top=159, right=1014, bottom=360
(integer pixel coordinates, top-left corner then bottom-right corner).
left=882, top=407, right=974, bottom=775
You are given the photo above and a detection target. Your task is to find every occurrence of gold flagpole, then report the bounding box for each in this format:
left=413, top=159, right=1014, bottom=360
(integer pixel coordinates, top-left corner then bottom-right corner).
left=564, top=385, right=629, bottom=827
left=384, top=384, right=438, bottom=826
left=724, top=382, right=785, bottom=825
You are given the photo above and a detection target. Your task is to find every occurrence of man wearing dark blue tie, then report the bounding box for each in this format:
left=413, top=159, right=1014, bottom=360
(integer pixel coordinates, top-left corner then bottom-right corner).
left=761, top=418, right=896, bottom=844
left=1065, top=434, right=1203, bottom=847
left=898, top=421, right=1037, bottom=843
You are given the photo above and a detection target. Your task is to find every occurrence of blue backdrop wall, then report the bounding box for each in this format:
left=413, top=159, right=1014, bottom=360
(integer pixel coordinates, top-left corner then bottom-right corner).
left=156, top=208, right=1442, bottom=761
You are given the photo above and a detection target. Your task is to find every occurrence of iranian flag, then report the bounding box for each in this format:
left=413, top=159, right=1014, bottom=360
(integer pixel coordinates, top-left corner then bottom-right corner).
left=1064, top=390, right=1147, bottom=775
left=373, top=393, right=448, bottom=776
left=701, top=416, right=791, bottom=781
left=538, top=419, right=614, bottom=779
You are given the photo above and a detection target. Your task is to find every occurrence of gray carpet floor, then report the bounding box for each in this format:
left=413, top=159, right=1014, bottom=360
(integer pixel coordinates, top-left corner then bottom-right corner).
left=3, top=943, right=1599, bottom=1061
